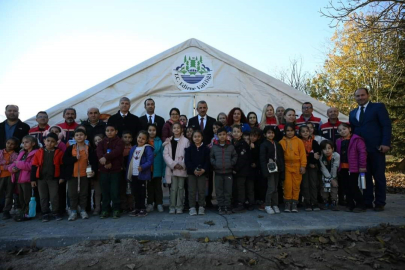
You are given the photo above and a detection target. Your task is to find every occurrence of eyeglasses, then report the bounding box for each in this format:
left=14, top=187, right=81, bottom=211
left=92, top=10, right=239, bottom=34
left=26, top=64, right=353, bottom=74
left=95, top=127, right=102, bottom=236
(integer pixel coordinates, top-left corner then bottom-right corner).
left=302, top=106, right=313, bottom=110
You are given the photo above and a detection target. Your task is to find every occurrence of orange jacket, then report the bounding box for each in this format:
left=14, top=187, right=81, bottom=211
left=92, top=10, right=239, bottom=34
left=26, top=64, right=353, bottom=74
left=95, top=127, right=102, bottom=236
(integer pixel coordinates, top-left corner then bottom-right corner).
left=279, top=136, right=307, bottom=168
left=32, top=148, right=64, bottom=179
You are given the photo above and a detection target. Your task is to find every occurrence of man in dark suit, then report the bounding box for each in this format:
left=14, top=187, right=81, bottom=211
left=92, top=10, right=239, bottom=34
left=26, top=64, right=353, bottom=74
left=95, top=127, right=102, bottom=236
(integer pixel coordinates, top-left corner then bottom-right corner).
left=349, top=88, right=392, bottom=211
left=139, top=98, right=165, bottom=138
left=188, top=100, right=216, bottom=207
left=0, top=105, right=30, bottom=149
left=107, top=97, right=141, bottom=139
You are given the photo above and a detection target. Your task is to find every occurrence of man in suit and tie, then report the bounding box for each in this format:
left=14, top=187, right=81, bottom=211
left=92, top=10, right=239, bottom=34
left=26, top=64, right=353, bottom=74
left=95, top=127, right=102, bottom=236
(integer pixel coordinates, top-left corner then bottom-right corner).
left=139, top=98, right=165, bottom=138
left=188, top=101, right=216, bottom=207
left=349, top=88, right=392, bottom=211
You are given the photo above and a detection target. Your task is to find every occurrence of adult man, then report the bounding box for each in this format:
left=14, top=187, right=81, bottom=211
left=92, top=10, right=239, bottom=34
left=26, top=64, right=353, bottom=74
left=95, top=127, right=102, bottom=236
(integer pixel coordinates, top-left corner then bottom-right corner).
left=296, top=102, right=322, bottom=134
left=0, top=105, right=30, bottom=149
left=188, top=101, right=216, bottom=207
left=320, top=107, right=342, bottom=144
left=276, top=106, right=285, bottom=124
left=349, top=88, right=392, bottom=211
left=107, top=97, right=140, bottom=139
left=29, top=111, right=50, bottom=146
left=57, top=108, right=79, bottom=143
left=81, top=107, right=106, bottom=145
left=139, top=98, right=165, bottom=138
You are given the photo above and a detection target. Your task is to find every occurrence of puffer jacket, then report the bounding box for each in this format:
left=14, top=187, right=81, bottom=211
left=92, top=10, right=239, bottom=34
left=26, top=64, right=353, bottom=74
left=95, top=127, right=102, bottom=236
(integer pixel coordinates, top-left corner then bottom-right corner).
left=126, top=144, right=154, bottom=181
left=163, top=135, right=190, bottom=183
left=319, top=152, right=340, bottom=179
left=233, top=139, right=251, bottom=177
left=96, top=136, right=124, bottom=173
left=259, top=140, right=285, bottom=178
left=9, top=149, right=38, bottom=183
left=336, top=134, right=367, bottom=173
left=210, top=140, right=237, bottom=174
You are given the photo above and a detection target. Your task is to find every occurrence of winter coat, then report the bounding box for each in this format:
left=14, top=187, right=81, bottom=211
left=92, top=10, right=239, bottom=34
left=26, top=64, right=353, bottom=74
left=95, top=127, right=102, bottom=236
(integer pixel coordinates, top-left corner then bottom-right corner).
left=185, top=143, right=210, bottom=176
left=319, top=152, right=340, bottom=179
left=126, top=144, right=154, bottom=181
left=63, top=145, right=98, bottom=180
left=31, top=148, right=64, bottom=181
left=259, top=140, right=285, bottom=178
left=163, top=135, right=190, bottom=183
left=96, top=136, right=124, bottom=173
left=161, top=120, right=174, bottom=142
left=301, top=138, right=321, bottom=165
left=210, top=140, right=237, bottom=174
left=233, top=139, right=251, bottom=177
left=151, top=137, right=165, bottom=178
left=336, top=134, right=367, bottom=173
left=279, top=136, right=307, bottom=169
left=0, top=150, right=18, bottom=177
left=9, top=149, right=38, bottom=183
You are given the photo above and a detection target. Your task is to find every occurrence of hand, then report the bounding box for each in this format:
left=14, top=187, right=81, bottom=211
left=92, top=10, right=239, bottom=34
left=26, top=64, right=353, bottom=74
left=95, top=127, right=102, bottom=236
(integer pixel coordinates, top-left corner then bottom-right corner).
left=378, top=145, right=390, bottom=153
left=88, top=171, right=95, bottom=178
left=31, top=181, right=37, bottom=187
left=359, top=168, right=367, bottom=173
left=104, top=163, right=112, bottom=169
left=250, top=143, right=255, bottom=149
left=174, top=164, right=183, bottom=170
left=12, top=167, right=19, bottom=173
left=309, top=164, right=316, bottom=169
left=99, top=157, right=107, bottom=165
left=232, top=171, right=236, bottom=174
left=331, top=178, right=338, bottom=188
left=314, top=153, right=320, bottom=160
left=299, top=167, right=306, bottom=174
left=138, top=166, right=142, bottom=172
left=251, top=163, right=256, bottom=168
left=59, top=179, right=65, bottom=184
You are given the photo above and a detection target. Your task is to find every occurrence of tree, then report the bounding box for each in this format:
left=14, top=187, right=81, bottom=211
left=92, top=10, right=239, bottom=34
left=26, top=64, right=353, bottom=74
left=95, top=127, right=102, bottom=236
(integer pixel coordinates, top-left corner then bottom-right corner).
left=273, top=58, right=311, bottom=94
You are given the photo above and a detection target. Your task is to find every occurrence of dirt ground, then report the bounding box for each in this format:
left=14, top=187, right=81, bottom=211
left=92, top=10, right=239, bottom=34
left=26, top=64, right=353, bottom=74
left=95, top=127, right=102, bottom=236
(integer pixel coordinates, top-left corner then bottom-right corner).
left=1, top=224, right=405, bottom=270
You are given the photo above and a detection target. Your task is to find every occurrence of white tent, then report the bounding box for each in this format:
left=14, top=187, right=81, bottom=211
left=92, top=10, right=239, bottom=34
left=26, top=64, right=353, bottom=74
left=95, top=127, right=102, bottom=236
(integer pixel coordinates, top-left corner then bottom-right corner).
left=26, top=38, right=346, bottom=127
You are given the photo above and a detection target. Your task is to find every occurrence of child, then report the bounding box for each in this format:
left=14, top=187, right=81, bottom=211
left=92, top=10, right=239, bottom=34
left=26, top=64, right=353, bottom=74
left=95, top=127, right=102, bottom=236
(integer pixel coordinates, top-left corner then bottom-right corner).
left=31, top=133, right=64, bottom=222
left=9, top=135, right=39, bottom=221
left=43, top=125, right=67, bottom=152
left=248, top=127, right=262, bottom=210
left=63, top=128, right=96, bottom=221
left=260, top=126, right=285, bottom=214
left=243, top=131, right=251, bottom=145
left=163, top=123, right=189, bottom=214
left=185, top=130, right=210, bottom=215
left=319, top=140, right=340, bottom=211
left=209, top=121, right=224, bottom=148
left=307, top=122, right=327, bottom=145
left=127, top=130, right=154, bottom=217
left=146, top=123, right=165, bottom=212
left=0, top=137, right=19, bottom=219
left=336, top=123, right=367, bottom=212
left=96, top=125, right=124, bottom=219
left=299, top=125, right=321, bottom=211
left=183, top=126, right=195, bottom=211
left=91, top=134, right=103, bottom=215
left=121, top=130, right=133, bottom=213
left=231, top=124, right=251, bottom=213
left=279, top=123, right=307, bottom=213
left=210, top=127, right=237, bottom=215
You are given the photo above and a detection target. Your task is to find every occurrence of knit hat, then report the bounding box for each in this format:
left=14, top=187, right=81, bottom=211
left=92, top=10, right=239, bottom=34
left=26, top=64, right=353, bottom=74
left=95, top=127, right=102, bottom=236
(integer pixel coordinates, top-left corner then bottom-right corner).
left=45, top=132, right=58, bottom=142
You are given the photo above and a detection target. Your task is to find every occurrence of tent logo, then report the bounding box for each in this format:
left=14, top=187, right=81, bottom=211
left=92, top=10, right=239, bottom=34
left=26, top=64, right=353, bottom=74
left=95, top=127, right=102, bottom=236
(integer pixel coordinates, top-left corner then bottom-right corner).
left=172, top=54, right=214, bottom=91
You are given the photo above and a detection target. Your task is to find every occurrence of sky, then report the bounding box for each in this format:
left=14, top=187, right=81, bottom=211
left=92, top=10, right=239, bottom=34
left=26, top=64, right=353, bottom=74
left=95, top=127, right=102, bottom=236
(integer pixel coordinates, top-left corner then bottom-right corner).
left=0, top=0, right=336, bottom=122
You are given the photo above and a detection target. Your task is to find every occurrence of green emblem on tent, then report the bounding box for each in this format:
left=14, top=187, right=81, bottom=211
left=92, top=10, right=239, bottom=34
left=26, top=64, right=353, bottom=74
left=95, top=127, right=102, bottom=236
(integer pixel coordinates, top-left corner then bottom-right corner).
left=177, top=56, right=211, bottom=76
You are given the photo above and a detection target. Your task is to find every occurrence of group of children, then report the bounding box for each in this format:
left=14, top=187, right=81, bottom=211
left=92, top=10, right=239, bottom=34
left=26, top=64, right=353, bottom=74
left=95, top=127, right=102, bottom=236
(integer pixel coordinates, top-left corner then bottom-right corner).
left=0, top=109, right=368, bottom=222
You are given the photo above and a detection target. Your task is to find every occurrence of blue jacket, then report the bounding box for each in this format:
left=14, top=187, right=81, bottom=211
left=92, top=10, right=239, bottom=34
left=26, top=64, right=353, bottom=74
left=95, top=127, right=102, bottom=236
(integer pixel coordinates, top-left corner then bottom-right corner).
left=126, top=144, right=154, bottom=181
left=349, top=102, right=392, bottom=152
left=185, top=143, right=210, bottom=175
left=151, top=137, right=165, bottom=178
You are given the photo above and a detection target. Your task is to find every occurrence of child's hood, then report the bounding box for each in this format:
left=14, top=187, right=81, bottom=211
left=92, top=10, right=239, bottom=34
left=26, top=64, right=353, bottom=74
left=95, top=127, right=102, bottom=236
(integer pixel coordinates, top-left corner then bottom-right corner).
left=43, top=125, right=66, bottom=142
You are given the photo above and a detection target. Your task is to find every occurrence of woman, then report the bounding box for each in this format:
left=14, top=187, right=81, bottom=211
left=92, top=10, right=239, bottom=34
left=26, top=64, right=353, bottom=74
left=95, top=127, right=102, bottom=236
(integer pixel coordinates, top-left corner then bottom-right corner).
left=259, top=104, right=279, bottom=130
left=247, top=112, right=259, bottom=129
left=278, top=108, right=297, bottom=133
left=217, top=112, right=229, bottom=131
left=227, top=107, right=251, bottom=132
left=162, top=108, right=181, bottom=141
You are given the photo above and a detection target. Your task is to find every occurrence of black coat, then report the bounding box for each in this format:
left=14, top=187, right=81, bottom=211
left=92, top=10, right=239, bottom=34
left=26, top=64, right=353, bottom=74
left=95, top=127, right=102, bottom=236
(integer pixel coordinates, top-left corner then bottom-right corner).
left=81, top=120, right=106, bottom=147
left=184, top=143, right=210, bottom=175
left=62, top=145, right=98, bottom=181
left=233, top=139, right=251, bottom=177
left=139, top=114, right=165, bottom=138
left=187, top=115, right=216, bottom=145
left=259, top=140, right=285, bottom=178
left=0, top=119, right=30, bottom=149
left=107, top=111, right=140, bottom=139
left=304, top=139, right=321, bottom=165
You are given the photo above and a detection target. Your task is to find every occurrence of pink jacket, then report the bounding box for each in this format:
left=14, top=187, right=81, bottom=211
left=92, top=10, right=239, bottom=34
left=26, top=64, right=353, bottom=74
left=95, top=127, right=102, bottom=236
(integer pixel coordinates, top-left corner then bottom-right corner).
left=163, top=135, right=190, bottom=184
left=336, top=134, right=367, bottom=173
left=0, top=150, right=18, bottom=175
left=8, top=149, right=38, bottom=183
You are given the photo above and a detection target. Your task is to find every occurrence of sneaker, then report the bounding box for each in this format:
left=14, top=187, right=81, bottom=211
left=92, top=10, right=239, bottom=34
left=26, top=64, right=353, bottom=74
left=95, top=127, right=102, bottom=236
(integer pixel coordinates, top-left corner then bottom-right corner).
left=68, top=212, right=77, bottom=221
left=176, top=209, right=183, bottom=214
left=169, top=208, right=176, bottom=214
left=93, top=209, right=100, bottom=215
left=189, top=207, right=197, bottom=216
left=330, top=201, right=339, bottom=211
left=157, top=204, right=164, bottom=212
left=258, top=203, right=266, bottom=211
left=232, top=203, right=245, bottom=213
left=112, top=211, right=120, bottom=219
left=53, top=213, right=62, bottom=221
left=146, top=204, right=154, bottom=213
left=198, top=206, right=205, bottom=215
left=320, top=201, right=329, bottom=210
left=100, top=211, right=109, bottom=219
left=138, top=210, right=148, bottom=217
left=291, top=202, right=298, bottom=213
left=273, top=206, right=281, bottom=214
left=2, top=211, right=11, bottom=220
left=305, top=204, right=313, bottom=211
left=312, top=204, right=321, bottom=211
left=225, top=206, right=232, bottom=215
left=284, top=202, right=291, bottom=212
left=374, top=205, right=385, bottom=212
left=80, top=211, right=89, bottom=219
left=129, top=209, right=140, bottom=217
left=265, top=206, right=275, bottom=215
left=218, top=206, right=225, bottom=215
left=42, top=214, right=50, bottom=222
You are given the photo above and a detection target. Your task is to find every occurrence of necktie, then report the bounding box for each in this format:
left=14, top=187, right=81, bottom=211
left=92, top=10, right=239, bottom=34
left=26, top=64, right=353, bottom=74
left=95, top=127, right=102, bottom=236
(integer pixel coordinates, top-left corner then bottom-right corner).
left=200, top=118, right=204, bottom=131
left=359, top=106, right=364, bottom=122
left=148, top=116, right=152, bottom=124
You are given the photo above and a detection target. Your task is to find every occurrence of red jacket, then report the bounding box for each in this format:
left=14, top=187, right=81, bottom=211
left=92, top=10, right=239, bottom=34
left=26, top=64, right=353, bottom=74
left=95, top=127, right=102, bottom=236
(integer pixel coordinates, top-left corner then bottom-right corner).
left=296, top=114, right=322, bottom=134
left=96, top=136, right=124, bottom=173
left=320, top=119, right=342, bottom=144
left=57, top=122, right=79, bottom=143
left=31, top=148, right=64, bottom=179
left=29, top=125, right=50, bottom=145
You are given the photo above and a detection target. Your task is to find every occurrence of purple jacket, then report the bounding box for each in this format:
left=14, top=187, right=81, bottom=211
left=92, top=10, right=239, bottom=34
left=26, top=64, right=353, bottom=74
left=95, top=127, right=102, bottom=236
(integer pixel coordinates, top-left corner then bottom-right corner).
left=9, top=149, right=38, bottom=184
left=336, top=134, right=367, bottom=173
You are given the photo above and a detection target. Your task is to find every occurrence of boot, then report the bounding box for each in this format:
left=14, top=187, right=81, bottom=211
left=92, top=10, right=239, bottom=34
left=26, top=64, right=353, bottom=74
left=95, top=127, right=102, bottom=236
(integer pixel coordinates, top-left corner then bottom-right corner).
left=291, top=200, right=298, bottom=213
left=284, top=200, right=291, bottom=213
